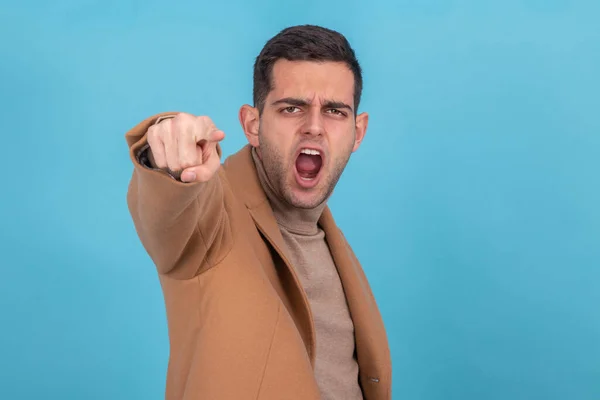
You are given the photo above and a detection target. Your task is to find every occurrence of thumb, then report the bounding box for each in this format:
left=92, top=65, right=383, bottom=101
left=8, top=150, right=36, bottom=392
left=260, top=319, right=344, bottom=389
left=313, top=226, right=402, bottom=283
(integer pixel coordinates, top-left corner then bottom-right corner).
left=180, top=169, right=198, bottom=183
left=180, top=153, right=221, bottom=183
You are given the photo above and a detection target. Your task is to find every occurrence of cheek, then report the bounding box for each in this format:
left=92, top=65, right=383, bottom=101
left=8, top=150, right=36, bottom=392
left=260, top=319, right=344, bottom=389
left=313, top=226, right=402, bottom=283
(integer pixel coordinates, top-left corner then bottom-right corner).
left=260, top=130, right=294, bottom=165
left=327, top=125, right=356, bottom=150
left=264, top=123, right=296, bottom=150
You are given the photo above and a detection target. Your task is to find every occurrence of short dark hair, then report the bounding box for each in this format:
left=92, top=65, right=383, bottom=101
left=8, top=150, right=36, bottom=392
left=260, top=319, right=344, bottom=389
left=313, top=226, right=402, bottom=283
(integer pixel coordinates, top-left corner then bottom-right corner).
left=253, top=25, right=363, bottom=115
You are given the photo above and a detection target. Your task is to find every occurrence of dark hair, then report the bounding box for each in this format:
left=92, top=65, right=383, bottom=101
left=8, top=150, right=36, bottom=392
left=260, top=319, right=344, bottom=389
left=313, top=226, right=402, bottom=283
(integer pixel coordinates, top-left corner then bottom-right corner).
left=253, top=24, right=363, bottom=115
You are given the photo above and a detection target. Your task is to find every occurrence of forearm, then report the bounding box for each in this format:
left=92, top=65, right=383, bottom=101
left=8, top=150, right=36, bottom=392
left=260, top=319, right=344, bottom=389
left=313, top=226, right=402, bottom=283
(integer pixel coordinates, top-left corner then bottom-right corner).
left=125, top=113, right=230, bottom=277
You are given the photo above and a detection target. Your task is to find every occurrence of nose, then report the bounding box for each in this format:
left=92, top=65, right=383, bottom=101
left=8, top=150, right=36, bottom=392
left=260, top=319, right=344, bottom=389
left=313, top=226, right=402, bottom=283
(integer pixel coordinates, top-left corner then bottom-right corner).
left=301, top=109, right=325, bottom=137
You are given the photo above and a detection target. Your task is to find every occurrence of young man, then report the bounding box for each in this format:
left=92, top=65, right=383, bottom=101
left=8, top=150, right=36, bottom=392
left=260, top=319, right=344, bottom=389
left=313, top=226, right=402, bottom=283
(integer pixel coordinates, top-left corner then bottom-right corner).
left=125, top=25, right=391, bottom=400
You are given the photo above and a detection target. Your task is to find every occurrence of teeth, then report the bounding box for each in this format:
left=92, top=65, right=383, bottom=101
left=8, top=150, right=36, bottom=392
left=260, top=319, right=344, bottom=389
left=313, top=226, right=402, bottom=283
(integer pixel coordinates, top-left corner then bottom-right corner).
left=300, top=148, right=320, bottom=156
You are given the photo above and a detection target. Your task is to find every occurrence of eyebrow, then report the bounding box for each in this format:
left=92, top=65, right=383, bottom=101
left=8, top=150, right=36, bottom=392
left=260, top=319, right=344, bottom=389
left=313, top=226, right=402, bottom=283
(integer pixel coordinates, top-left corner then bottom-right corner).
left=271, top=97, right=354, bottom=113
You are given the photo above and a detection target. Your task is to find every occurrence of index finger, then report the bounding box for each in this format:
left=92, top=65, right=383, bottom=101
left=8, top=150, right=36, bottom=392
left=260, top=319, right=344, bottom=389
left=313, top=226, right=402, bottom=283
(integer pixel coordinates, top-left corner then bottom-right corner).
left=208, top=129, right=225, bottom=143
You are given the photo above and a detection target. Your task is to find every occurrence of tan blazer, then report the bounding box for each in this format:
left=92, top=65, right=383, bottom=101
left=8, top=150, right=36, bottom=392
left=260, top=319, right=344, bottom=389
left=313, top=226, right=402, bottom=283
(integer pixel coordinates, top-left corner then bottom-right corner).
left=125, top=113, right=392, bottom=399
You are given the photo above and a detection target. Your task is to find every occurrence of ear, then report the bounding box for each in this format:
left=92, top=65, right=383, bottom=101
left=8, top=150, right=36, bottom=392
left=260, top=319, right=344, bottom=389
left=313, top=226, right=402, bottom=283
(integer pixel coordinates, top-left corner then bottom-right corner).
left=238, top=104, right=260, bottom=147
left=352, top=112, right=369, bottom=152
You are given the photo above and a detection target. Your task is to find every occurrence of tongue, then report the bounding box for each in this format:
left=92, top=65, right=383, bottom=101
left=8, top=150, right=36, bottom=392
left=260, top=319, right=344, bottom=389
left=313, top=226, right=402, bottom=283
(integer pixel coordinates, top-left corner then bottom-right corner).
left=296, top=154, right=322, bottom=177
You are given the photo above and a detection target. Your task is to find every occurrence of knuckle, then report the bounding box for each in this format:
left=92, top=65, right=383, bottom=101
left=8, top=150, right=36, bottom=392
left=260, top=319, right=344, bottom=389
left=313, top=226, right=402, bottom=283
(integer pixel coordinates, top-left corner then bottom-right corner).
left=180, top=160, right=195, bottom=170
left=146, top=129, right=156, bottom=145
left=151, top=122, right=170, bottom=142
left=162, top=119, right=173, bottom=135
left=176, top=112, right=192, bottom=119
left=173, top=114, right=195, bottom=137
left=175, top=112, right=193, bottom=124
left=147, top=129, right=161, bottom=150
left=197, top=115, right=214, bottom=129
left=163, top=117, right=173, bottom=128
left=180, top=153, right=195, bottom=165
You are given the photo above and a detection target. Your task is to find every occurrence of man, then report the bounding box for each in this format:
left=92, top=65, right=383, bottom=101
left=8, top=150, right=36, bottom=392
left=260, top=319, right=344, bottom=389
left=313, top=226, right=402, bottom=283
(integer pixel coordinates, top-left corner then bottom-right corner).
left=125, top=25, right=391, bottom=400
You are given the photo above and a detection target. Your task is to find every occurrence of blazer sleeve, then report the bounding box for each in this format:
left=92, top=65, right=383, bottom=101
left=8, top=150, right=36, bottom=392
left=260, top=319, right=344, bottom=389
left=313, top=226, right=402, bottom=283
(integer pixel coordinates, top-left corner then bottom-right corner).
left=125, top=112, right=232, bottom=278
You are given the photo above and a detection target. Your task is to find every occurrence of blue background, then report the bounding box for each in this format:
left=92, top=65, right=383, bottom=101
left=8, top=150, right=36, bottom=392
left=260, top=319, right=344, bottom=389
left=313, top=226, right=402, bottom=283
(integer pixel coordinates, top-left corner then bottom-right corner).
left=1, top=1, right=599, bottom=399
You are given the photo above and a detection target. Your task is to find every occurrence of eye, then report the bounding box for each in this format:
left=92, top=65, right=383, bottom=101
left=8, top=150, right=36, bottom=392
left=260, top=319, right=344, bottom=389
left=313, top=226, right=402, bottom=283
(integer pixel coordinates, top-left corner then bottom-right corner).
left=281, top=106, right=301, bottom=113
left=327, top=108, right=346, bottom=117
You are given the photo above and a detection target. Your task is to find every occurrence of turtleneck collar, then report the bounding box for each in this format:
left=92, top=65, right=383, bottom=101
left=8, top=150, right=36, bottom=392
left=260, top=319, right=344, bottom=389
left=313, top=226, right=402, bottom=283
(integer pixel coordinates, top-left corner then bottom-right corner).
left=251, top=146, right=328, bottom=236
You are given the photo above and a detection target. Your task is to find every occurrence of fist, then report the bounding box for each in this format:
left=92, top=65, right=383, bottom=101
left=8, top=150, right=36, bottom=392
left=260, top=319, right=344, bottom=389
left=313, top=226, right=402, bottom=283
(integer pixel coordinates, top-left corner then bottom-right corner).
left=146, top=113, right=225, bottom=183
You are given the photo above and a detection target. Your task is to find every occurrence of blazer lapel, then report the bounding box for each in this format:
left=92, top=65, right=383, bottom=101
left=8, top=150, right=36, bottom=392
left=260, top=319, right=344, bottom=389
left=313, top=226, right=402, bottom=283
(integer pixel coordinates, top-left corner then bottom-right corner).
left=222, top=145, right=317, bottom=365
left=319, top=208, right=392, bottom=392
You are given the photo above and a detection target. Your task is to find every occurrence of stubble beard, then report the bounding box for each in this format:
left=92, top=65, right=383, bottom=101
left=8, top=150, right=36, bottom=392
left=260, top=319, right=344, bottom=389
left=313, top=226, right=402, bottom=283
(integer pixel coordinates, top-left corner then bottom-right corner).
left=258, top=131, right=353, bottom=210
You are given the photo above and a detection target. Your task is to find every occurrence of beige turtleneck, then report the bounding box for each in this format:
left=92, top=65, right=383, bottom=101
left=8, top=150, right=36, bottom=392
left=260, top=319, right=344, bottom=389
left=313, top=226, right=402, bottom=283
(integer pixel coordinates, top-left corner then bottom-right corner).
left=252, top=148, right=363, bottom=400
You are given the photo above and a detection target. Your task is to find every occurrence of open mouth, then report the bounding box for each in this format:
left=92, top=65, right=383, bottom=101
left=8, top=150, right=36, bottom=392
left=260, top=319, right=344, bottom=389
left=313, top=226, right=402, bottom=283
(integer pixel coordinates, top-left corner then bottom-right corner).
left=295, top=148, right=323, bottom=181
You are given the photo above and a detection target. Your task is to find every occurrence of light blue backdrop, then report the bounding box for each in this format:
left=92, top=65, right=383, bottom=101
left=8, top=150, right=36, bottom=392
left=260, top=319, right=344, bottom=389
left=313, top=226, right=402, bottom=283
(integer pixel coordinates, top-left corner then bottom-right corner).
left=1, top=1, right=599, bottom=399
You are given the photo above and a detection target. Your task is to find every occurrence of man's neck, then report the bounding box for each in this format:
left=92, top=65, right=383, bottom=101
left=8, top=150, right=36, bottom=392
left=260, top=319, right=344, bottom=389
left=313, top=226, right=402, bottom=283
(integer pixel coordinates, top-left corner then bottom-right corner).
left=251, top=146, right=327, bottom=236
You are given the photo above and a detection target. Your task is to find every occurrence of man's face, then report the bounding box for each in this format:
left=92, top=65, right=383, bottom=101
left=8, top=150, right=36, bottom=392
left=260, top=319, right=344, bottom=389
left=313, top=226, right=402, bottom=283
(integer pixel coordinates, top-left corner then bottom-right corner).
left=243, top=59, right=368, bottom=209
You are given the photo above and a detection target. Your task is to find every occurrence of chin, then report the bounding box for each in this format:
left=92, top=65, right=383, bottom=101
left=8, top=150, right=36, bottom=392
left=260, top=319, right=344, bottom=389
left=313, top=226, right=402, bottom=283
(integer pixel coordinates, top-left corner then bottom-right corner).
left=284, top=184, right=329, bottom=209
